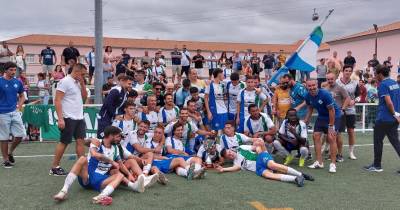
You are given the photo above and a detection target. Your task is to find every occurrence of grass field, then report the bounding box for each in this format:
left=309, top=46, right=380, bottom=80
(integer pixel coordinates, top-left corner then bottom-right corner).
left=1, top=133, right=400, bottom=210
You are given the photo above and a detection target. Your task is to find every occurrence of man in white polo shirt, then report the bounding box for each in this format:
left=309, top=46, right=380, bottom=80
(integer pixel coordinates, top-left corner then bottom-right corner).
left=50, top=64, right=88, bottom=176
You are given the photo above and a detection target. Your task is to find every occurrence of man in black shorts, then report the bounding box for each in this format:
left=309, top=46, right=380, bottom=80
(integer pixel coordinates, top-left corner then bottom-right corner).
left=50, top=64, right=88, bottom=176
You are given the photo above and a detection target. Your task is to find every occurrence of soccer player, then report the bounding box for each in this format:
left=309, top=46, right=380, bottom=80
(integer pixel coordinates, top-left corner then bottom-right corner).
left=112, top=101, right=139, bottom=136
left=217, top=140, right=313, bottom=187
left=274, top=109, right=309, bottom=167
left=165, top=122, right=206, bottom=179
left=158, top=94, right=180, bottom=126
left=304, top=79, right=342, bottom=173
left=244, top=104, right=276, bottom=146
left=205, top=68, right=228, bottom=132
left=336, top=65, right=360, bottom=160
left=164, top=108, right=215, bottom=155
left=237, top=75, right=267, bottom=132
left=219, top=121, right=258, bottom=150
left=97, top=75, right=134, bottom=138
left=364, top=65, right=400, bottom=173
left=225, top=72, right=245, bottom=121
left=53, top=126, right=145, bottom=205
left=122, top=120, right=154, bottom=175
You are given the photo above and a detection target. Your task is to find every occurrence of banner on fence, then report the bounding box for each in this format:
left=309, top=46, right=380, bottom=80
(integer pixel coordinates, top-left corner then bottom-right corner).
left=23, top=105, right=99, bottom=140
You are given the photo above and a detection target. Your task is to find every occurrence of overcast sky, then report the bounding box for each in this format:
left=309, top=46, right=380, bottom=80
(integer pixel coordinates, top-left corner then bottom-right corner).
left=0, top=0, right=399, bottom=44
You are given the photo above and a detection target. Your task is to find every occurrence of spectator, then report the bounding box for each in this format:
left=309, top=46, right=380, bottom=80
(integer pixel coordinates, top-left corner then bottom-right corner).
left=192, top=49, right=205, bottom=75
left=242, top=60, right=252, bottom=78
left=243, top=50, right=252, bottom=63
left=103, top=46, right=115, bottom=85
left=151, top=59, right=166, bottom=80
left=52, top=65, right=65, bottom=82
left=14, top=45, right=25, bottom=77
left=0, top=42, right=14, bottom=73
left=231, top=50, right=242, bottom=73
left=181, top=45, right=191, bottom=78
left=17, top=71, right=29, bottom=103
left=39, top=44, right=57, bottom=76
left=250, top=52, right=261, bottom=75
left=262, top=50, right=275, bottom=82
left=121, top=48, right=131, bottom=66
left=141, top=81, right=165, bottom=107
left=358, top=80, right=367, bottom=103
left=276, top=50, right=286, bottom=69
left=189, top=68, right=207, bottom=93
left=171, top=45, right=182, bottom=84
left=207, top=51, right=218, bottom=81
left=50, top=64, right=87, bottom=175
left=61, top=41, right=80, bottom=69
left=316, top=58, right=327, bottom=88
left=383, top=56, right=393, bottom=70
left=37, top=73, right=50, bottom=105
left=365, top=79, right=378, bottom=128
left=141, top=50, right=152, bottom=67
left=85, top=46, right=95, bottom=85
left=102, top=76, right=116, bottom=98
left=218, top=51, right=228, bottom=68
left=328, top=51, right=343, bottom=71
left=154, top=51, right=165, bottom=67
left=0, top=62, right=25, bottom=168
left=174, top=78, right=191, bottom=108
left=343, top=51, right=356, bottom=68
left=327, top=60, right=340, bottom=78
left=165, top=82, right=175, bottom=96
left=367, top=53, right=380, bottom=73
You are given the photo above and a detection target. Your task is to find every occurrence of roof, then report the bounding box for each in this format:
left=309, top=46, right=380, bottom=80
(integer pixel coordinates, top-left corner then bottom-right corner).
left=328, top=20, right=400, bottom=43
left=5, top=34, right=300, bottom=53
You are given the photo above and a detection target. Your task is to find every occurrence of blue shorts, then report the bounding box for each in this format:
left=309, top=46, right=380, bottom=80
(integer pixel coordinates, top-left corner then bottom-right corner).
left=256, top=152, right=274, bottom=177
left=166, top=154, right=191, bottom=161
left=211, top=112, right=228, bottom=130
left=78, top=172, right=109, bottom=192
left=227, top=113, right=236, bottom=121
left=152, top=159, right=173, bottom=174
left=284, top=142, right=298, bottom=152
left=313, top=117, right=341, bottom=134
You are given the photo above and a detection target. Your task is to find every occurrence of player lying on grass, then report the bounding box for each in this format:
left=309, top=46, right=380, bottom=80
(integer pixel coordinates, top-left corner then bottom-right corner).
left=54, top=126, right=145, bottom=205
left=216, top=140, right=314, bottom=187
left=165, top=122, right=206, bottom=179
left=219, top=121, right=261, bottom=150
left=274, top=108, right=309, bottom=167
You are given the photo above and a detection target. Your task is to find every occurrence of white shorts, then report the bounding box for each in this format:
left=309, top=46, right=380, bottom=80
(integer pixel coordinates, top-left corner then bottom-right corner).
left=0, top=111, right=26, bottom=140
left=264, top=68, right=273, bottom=77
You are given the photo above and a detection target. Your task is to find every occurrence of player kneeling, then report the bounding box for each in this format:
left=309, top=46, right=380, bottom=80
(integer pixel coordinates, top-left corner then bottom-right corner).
left=217, top=140, right=314, bottom=187
left=274, top=109, right=309, bottom=167
left=53, top=126, right=145, bottom=205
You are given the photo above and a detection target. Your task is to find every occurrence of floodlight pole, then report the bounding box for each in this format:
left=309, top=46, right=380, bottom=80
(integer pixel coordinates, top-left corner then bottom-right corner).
left=94, top=0, right=104, bottom=104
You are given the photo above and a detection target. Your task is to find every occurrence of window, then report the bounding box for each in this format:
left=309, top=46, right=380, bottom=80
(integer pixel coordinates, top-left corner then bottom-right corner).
left=25, top=54, right=35, bottom=64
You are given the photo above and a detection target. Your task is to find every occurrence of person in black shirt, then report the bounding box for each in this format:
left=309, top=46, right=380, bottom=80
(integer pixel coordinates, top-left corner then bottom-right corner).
left=383, top=56, right=393, bottom=70
left=368, top=54, right=380, bottom=72
left=343, top=51, right=356, bottom=68
left=102, top=76, right=116, bottom=98
left=61, top=41, right=80, bottom=67
left=140, top=81, right=165, bottom=107
left=262, top=51, right=275, bottom=81
left=192, top=49, right=205, bottom=74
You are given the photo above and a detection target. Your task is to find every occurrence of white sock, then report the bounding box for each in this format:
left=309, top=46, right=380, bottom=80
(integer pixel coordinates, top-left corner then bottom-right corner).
left=349, top=145, right=354, bottom=153
left=287, top=167, right=302, bottom=177
left=127, top=181, right=136, bottom=190
left=99, top=185, right=114, bottom=197
left=280, top=175, right=296, bottom=183
left=143, top=164, right=151, bottom=174
left=61, top=173, right=77, bottom=192
left=176, top=167, right=187, bottom=177
left=194, top=163, right=202, bottom=173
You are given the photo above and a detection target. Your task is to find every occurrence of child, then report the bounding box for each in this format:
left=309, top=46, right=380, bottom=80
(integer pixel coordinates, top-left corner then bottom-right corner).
left=37, top=73, right=50, bottom=105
